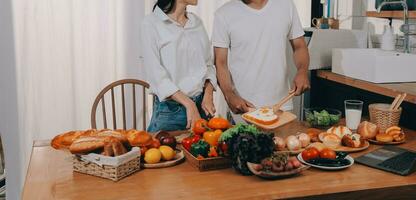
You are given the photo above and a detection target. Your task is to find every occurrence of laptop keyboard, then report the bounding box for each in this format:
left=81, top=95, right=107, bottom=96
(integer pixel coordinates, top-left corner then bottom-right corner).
left=378, top=151, right=416, bottom=173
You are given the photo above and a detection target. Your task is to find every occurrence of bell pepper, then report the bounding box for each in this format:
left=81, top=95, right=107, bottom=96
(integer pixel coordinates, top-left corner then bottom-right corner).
left=203, top=129, right=222, bottom=147
left=208, top=146, right=218, bottom=157
left=190, top=140, right=210, bottom=158
left=182, top=134, right=201, bottom=151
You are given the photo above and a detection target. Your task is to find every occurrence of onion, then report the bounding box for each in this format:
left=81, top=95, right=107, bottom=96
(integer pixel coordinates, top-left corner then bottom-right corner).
left=286, top=136, right=302, bottom=151
left=297, top=133, right=311, bottom=148
left=273, top=136, right=286, bottom=151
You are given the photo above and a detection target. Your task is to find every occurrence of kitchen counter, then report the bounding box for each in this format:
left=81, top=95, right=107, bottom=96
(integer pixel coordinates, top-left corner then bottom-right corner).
left=22, top=121, right=416, bottom=200
left=316, top=70, right=416, bottom=104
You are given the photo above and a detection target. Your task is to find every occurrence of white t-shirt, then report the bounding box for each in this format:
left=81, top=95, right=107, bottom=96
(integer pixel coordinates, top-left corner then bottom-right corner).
left=212, top=0, right=304, bottom=111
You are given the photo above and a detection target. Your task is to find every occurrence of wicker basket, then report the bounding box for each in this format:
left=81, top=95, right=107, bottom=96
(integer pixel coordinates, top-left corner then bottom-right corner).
left=73, top=147, right=141, bottom=181
left=183, top=148, right=231, bottom=171
left=369, top=103, right=402, bottom=133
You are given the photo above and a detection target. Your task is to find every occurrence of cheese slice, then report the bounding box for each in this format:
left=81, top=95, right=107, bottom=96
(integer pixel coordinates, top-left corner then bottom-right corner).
left=243, top=107, right=279, bottom=125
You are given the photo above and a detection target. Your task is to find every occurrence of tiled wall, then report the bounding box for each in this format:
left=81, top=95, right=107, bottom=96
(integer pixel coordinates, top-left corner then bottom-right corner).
left=337, top=0, right=416, bottom=52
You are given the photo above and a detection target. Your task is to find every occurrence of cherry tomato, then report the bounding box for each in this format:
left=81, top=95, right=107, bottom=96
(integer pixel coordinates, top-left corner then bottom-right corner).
left=320, top=148, right=337, bottom=160
left=301, top=147, right=320, bottom=161
left=192, top=119, right=208, bottom=135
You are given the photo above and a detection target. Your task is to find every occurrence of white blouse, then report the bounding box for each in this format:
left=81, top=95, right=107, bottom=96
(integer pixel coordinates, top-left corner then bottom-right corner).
left=140, top=7, right=217, bottom=101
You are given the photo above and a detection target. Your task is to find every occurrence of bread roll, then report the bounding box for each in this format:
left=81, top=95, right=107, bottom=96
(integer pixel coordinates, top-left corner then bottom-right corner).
left=322, top=134, right=341, bottom=149
left=327, top=126, right=352, bottom=139
left=126, top=130, right=152, bottom=147
left=306, top=128, right=321, bottom=143
left=357, top=121, right=378, bottom=139
left=376, top=134, right=394, bottom=143
left=342, top=134, right=363, bottom=148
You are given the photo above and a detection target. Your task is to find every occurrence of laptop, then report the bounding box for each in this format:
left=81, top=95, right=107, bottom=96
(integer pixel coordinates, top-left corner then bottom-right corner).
left=356, top=146, right=416, bottom=176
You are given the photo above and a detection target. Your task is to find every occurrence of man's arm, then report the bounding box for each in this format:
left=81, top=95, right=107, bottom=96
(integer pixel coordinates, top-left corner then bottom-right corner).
left=214, top=47, right=254, bottom=114
left=290, top=37, right=310, bottom=96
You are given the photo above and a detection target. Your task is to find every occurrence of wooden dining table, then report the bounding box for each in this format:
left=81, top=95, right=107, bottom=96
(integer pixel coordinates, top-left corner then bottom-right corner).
left=22, top=121, right=416, bottom=200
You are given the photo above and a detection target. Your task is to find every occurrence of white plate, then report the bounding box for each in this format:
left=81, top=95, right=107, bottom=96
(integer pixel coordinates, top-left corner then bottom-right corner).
left=297, top=154, right=354, bottom=170
left=142, top=150, right=185, bottom=169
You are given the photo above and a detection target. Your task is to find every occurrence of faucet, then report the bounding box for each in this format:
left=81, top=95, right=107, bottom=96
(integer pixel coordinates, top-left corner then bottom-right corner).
left=377, top=0, right=411, bottom=53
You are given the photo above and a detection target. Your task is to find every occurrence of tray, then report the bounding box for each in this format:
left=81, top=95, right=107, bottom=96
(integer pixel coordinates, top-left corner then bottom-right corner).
left=242, top=111, right=297, bottom=131
left=142, top=150, right=185, bottom=168
left=247, top=162, right=310, bottom=180
left=183, top=148, right=232, bottom=171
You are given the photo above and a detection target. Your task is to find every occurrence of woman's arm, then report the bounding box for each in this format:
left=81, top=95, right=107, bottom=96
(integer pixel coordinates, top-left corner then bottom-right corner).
left=201, top=81, right=215, bottom=116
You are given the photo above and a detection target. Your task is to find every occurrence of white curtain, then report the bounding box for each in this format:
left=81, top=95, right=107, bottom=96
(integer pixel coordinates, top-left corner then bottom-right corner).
left=10, top=0, right=145, bottom=198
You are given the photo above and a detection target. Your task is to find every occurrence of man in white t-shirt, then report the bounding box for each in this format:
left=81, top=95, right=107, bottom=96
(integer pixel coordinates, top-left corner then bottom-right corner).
left=212, top=0, right=310, bottom=122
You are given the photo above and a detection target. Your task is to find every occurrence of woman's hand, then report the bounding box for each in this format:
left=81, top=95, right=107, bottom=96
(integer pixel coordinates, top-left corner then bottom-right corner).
left=171, top=91, right=201, bottom=129
left=184, top=103, right=202, bottom=129
left=202, top=81, right=216, bottom=117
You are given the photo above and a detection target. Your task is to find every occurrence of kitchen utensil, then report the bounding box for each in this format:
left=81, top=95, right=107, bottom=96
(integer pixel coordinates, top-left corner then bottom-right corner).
left=312, top=17, right=339, bottom=29
left=376, top=0, right=416, bottom=11
left=242, top=111, right=297, bottom=131
left=394, top=93, right=407, bottom=110
left=273, top=91, right=296, bottom=114
left=389, top=94, right=402, bottom=110
left=369, top=103, right=402, bottom=133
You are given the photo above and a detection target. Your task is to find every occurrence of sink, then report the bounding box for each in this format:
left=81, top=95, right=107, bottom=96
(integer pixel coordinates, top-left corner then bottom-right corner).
left=332, top=48, right=416, bottom=83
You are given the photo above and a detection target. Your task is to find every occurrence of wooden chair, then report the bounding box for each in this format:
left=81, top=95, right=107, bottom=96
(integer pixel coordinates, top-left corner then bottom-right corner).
left=91, top=79, right=150, bottom=130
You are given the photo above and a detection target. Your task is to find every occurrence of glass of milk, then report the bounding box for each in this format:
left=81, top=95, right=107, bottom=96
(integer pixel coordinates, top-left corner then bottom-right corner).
left=345, top=100, right=364, bottom=131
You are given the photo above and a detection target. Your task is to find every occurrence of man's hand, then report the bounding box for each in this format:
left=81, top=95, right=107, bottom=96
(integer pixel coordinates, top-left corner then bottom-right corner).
left=225, top=92, right=255, bottom=114
left=201, top=82, right=216, bottom=117
left=292, top=70, right=310, bottom=96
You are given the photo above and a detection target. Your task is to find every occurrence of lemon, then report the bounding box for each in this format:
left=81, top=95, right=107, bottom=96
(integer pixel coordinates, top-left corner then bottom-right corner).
left=144, top=148, right=162, bottom=164
left=159, top=145, right=176, bottom=161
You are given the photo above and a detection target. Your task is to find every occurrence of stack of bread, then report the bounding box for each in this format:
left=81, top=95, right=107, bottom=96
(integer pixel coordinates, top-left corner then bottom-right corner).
left=357, top=121, right=405, bottom=143
left=314, top=125, right=366, bottom=149
left=52, top=129, right=156, bottom=157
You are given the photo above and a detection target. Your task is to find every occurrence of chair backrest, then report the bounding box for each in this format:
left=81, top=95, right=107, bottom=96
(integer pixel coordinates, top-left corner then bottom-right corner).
left=91, top=79, right=150, bottom=130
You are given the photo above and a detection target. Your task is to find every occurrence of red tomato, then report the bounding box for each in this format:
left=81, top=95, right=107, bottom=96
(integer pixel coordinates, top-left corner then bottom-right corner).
left=182, top=135, right=201, bottom=151
left=301, top=147, right=320, bottom=161
left=192, top=119, right=208, bottom=135
left=208, top=117, right=230, bottom=130
left=320, top=148, right=337, bottom=160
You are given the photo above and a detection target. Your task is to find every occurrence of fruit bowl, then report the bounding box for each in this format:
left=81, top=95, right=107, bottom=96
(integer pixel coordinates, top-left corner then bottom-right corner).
left=304, top=108, right=341, bottom=128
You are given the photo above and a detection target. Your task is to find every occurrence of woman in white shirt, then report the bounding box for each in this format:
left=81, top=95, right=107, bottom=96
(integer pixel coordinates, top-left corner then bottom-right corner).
left=141, top=0, right=217, bottom=132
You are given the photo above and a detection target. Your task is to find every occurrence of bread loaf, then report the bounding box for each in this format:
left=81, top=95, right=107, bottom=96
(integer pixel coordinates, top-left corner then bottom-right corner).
left=69, top=136, right=106, bottom=154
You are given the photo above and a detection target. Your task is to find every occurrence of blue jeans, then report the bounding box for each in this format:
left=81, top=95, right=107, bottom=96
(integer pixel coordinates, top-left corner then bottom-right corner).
left=147, top=93, right=208, bottom=132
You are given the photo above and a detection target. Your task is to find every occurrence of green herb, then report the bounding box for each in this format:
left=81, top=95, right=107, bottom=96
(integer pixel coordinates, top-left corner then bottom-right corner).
left=219, top=123, right=259, bottom=142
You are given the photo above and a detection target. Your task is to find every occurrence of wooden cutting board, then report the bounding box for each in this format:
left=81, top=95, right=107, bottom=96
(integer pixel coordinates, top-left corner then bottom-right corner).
left=242, top=111, right=297, bottom=131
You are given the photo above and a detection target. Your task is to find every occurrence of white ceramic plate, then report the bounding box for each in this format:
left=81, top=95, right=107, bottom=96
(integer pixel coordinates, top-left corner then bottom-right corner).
left=142, top=150, right=185, bottom=169
left=297, top=154, right=354, bottom=170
